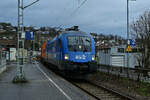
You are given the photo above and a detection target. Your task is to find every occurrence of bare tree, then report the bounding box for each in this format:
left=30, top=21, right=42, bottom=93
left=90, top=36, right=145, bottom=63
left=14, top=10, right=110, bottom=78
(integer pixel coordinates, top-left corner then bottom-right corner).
left=131, top=11, right=150, bottom=69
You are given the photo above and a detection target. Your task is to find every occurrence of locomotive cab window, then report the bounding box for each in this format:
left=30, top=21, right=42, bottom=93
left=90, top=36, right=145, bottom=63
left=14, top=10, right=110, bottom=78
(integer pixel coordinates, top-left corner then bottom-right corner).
left=67, top=36, right=91, bottom=52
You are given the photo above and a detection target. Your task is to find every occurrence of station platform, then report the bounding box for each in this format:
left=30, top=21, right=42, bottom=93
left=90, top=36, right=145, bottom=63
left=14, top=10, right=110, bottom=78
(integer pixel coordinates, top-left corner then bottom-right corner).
left=0, top=61, right=95, bottom=100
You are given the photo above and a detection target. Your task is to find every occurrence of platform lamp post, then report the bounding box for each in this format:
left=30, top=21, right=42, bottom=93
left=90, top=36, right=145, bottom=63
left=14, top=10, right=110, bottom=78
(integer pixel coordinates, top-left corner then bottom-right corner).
left=13, top=0, right=39, bottom=83
left=126, top=0, right=136, bottom=78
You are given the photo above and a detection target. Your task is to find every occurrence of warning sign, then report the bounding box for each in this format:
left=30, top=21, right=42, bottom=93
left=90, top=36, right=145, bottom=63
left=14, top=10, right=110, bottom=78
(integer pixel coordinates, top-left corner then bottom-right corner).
left=126, top=45, right=132, bottom=52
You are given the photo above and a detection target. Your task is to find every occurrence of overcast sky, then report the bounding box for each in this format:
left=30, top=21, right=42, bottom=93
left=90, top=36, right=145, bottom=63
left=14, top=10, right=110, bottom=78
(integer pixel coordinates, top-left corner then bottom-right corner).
left=0, top=0, right=150, bottom=37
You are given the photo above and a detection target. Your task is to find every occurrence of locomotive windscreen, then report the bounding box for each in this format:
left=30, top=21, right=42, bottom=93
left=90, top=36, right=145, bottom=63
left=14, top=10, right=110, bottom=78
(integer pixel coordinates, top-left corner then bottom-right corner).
left=67, top=36, right=91, bottom=52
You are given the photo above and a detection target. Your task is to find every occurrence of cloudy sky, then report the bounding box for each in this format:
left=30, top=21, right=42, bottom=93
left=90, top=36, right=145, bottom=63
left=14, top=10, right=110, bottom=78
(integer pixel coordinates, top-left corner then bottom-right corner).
left=0, top=0, right=150, bottom=37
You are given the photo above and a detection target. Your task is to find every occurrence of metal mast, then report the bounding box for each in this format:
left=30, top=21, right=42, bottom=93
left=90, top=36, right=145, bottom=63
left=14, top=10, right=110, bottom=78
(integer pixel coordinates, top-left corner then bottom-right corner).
left=13, top=0, right=39, bottom=82
left=13, top=0, right=26, bottom=82
left=127, top=0, right=129, bottom=78
left=126, top=0, right=136, bottom=78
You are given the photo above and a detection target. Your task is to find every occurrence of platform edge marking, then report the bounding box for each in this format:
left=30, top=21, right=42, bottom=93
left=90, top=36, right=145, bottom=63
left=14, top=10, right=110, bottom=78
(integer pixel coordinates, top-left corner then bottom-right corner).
left=35, top=62, right=72, bottom=100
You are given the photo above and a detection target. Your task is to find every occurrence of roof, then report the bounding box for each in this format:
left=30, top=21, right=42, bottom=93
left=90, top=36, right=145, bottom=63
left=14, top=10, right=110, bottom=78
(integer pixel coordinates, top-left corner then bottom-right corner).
left=46, top=30, right=92, bottom=45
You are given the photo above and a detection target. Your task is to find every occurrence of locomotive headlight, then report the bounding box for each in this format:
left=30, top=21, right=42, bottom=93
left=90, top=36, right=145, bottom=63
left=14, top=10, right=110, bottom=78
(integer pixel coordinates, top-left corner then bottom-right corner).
left=64, top=54, right=69, bottom=60
left=91, top=55, right=95, bottom=61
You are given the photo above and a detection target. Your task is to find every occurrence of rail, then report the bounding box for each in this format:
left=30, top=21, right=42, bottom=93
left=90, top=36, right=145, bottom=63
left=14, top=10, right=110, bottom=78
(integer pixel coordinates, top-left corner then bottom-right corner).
left=70, top=80, right=135, bottom=100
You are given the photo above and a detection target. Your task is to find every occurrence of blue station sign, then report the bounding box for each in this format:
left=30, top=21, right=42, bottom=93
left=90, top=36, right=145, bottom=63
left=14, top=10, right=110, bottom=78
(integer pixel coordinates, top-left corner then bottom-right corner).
left=25, top=31, right=34, bottom=40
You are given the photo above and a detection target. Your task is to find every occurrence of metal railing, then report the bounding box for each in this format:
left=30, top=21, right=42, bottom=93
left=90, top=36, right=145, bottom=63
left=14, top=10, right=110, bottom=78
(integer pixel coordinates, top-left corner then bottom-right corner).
left=98, top=64, right=150, bottom=82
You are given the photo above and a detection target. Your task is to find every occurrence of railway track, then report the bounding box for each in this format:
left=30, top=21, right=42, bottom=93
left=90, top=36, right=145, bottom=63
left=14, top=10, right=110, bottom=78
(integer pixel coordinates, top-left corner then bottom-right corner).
left=70, top=80, right=136, bottom=100
left=40, top=61, right=136, bottom=100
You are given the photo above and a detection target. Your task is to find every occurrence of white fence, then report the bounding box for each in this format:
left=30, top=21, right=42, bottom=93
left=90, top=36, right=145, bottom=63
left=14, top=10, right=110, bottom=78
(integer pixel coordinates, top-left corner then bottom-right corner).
left=0, top=51, right=7, bottom=74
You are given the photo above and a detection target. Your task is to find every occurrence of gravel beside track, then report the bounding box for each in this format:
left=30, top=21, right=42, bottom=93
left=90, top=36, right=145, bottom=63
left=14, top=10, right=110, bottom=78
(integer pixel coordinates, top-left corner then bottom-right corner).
left=70, top=80, right=134, bottom=100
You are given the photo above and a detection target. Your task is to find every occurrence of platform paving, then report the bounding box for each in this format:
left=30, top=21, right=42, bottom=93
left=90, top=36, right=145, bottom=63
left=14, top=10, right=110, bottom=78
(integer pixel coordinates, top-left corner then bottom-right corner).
left=0, top=62, right=95, bottom=100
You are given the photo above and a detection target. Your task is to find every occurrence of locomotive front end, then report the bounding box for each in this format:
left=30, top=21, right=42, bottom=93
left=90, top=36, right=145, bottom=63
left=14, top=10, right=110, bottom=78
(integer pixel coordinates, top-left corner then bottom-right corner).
left=62, top=33, right=98, bottom=75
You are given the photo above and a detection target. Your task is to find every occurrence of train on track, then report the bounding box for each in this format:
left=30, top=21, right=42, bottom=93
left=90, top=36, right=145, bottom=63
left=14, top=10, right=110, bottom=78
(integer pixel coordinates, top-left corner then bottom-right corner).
left=41, top=26, right=98, bottom=78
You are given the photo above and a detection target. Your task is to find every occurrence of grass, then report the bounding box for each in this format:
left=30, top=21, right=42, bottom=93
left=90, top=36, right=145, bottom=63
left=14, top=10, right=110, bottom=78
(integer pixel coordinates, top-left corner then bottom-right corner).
left=136, top=82, right=150, bottom=96
left=92, top=71, right=150, bottom=97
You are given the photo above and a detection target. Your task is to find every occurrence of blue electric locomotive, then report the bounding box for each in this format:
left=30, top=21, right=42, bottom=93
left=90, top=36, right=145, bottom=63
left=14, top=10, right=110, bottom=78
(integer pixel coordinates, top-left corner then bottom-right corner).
left=44, top=28, right=97, bottom=77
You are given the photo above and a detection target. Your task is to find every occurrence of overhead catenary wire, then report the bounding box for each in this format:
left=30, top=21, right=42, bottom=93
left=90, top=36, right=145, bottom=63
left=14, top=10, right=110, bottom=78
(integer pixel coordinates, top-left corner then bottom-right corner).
left=70, top=0, right=88, bottom=16
left=54, top=0, right=73, bottom=26
left=58, top=0, right=88, bottom=28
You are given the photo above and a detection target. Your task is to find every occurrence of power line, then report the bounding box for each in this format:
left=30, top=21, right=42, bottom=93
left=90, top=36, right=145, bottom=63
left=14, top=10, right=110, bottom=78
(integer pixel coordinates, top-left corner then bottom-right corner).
left=59, top=0, right=88, bottom=28
left=55, top=0, right=74, bottom=28
left=70, top=0, right=88, bottom=16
